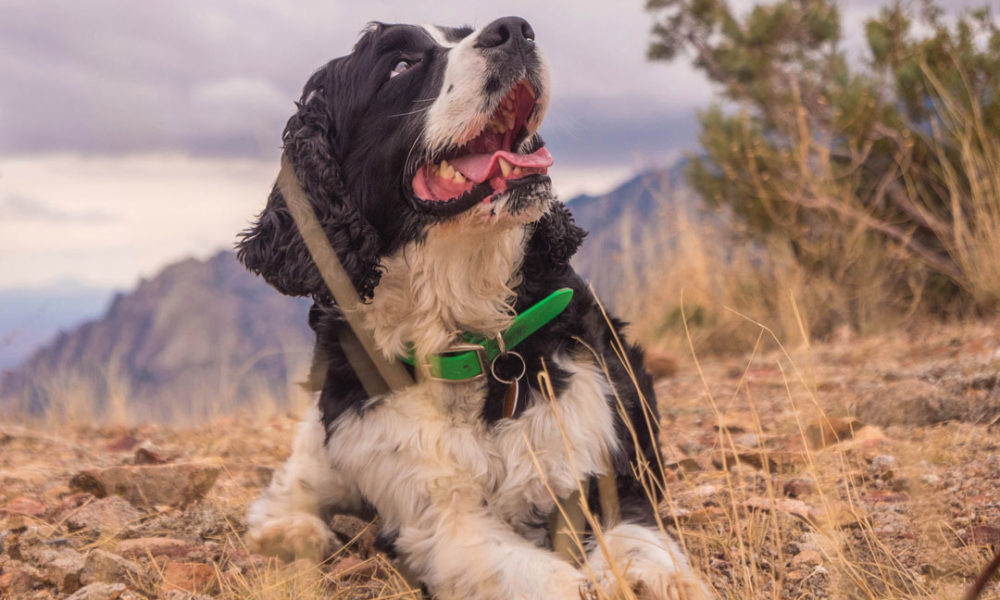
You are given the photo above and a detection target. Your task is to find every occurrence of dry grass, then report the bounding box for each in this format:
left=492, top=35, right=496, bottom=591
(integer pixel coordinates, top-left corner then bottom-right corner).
left=916, top=60, right=1000, bottom=310
left=3, top=315, right=998, bottom=599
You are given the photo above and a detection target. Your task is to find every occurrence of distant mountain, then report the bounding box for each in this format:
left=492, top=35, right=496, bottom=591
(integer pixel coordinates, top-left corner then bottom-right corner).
left=1, top=251, right=313, bottom=422
left=0, top=282, right=113, bottom=370
left=567, top=160, right=723, bottom=310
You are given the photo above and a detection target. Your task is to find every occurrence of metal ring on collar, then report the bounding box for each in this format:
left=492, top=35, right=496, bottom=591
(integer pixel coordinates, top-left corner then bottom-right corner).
left=490, top=350, right=526, bottom=384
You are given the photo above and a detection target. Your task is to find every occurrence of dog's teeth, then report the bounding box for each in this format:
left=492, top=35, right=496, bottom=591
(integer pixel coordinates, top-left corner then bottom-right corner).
left=498, top=158, right=512, bottom=177
left=453, top=171, right=465, bottom=183
left=439, top=160, right=455, bottom=179
left=505, top=111, right=515, bottom=131
left=511, top=167, right=523, bottom=177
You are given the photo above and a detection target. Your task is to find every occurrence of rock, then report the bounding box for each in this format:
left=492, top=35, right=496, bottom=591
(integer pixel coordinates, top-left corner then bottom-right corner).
left=813, top=501, right=870, bottom=529
left=329, top=515, right=370, bottom=542
left=676, top=484, right=720, bottom=504
left=133, top=447, right=170, bottom=465
left=38, top=547, right=86, bottom=593
left=714, top=442, right=807, bottom=472
left=1, top=496, right=47, bottom=517
left=805, top=416, right=862, bottom=449
left=869, top=454, right=897, bottom=478
left=66, top=497, right=142, bottom=534
left=664, top=457, right=703, bottom=473
left=65, top=582, right=127, bottom=600
left=329, top=515, right=377, bottom=553
left=81, top=549, right=144, bottom=586
left=744, top=496, right=812, bottom=521
left=3, top=562, right=46, bottom=595
left=732, top=432, right=760, bottom=448
left=790, top=549, right=822, bottom=567
left=115, top=537, right=191, bottom=559
left=660, top=505, right=724, bottom=525
left=329, top=556, right=376, bottom=579
left=644, top=352, right=678, bottom=379
left=161, top=591, right=212, bottom=600
left=104, top=435, right=140, bottom=452
left=920, top=473, right=942, bottom=487
left=964, top=525, right=1000, bottom=547
left=714, top=413, right=753, bottom=433
left=71, top=461, right=221, bottom=508
left=783, top=478, right=817, bottom=498
left=161, top=561, right=216, bottom=593
left=864, top=490, right=908, bottom=504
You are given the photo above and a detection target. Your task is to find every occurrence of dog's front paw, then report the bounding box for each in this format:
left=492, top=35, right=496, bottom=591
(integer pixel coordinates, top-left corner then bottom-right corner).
left=631, top=570, right=713, bottom=600
left=586, top=524, right=713, bottom=600
left=246, top=513, right=340, bottom=562
left=590, top=562, right=713, bottom=600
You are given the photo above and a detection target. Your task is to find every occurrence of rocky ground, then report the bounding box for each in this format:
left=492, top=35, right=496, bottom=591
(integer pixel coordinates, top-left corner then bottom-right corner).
left=1, top=319, right=998, bottom=599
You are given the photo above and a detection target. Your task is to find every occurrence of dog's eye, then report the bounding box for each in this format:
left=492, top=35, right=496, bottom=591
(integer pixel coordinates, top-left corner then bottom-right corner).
left=390, top=60, right=415, bottom=79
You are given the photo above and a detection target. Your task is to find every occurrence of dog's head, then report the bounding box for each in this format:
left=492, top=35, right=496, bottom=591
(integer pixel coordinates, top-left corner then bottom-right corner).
left=238, top=18, right=576, bottom=302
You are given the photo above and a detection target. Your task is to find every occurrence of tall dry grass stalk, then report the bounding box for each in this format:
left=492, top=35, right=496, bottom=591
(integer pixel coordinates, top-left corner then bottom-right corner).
left=916, top=60, right=1000, bottom=310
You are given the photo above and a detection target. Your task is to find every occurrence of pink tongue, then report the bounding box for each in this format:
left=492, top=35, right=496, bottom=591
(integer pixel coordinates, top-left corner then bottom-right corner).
left=449, top=147, right=553, bottom=183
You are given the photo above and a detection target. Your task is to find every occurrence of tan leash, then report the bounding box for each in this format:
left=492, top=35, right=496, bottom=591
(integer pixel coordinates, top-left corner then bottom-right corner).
left=276, top=152, right=621, bottom=588
left=276, top=153, right=413, bottom=395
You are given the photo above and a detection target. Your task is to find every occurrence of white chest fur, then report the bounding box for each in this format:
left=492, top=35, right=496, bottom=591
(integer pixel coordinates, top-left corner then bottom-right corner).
left=325, top=353, right=619, bottom=542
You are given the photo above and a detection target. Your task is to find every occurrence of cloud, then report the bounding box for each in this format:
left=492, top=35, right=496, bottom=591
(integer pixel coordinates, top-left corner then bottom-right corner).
left=0, top=0, right=707, bottom=163
left=0, top=0, right=981, bottom=164
left=0, top=194, right=115, bottom=223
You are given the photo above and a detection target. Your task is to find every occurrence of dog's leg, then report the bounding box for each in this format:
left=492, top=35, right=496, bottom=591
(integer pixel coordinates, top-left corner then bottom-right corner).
left=246, top=404, right=362, bottom=561
left=584, top=523, right=712, bottom=600
left=395, top=508, right=586, bottom=600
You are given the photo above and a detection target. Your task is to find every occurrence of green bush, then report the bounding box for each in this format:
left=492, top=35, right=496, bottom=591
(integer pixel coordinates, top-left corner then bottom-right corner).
left=647, top=0, right=1000, bottom=332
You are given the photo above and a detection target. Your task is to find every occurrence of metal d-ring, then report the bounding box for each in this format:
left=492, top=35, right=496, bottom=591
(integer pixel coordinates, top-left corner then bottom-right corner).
left=490, top=334, right=526, bottom=384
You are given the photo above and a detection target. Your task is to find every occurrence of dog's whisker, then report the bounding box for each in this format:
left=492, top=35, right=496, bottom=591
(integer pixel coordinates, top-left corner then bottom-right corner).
left=389, top=106, right=432, bottom=119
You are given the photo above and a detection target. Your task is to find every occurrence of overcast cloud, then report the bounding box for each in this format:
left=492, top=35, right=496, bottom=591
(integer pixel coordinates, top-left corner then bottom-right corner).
left=0, top=1, right=729, bottom=164
left=0, top=0, right=988, bottom=290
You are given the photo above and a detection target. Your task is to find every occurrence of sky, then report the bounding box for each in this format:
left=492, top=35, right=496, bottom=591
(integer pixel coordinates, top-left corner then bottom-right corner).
left=0, top=0, right=987, bottom=291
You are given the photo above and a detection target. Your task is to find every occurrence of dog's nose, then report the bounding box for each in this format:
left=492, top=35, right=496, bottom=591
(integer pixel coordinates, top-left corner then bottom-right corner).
left=476, top=17, right=535, bottom=51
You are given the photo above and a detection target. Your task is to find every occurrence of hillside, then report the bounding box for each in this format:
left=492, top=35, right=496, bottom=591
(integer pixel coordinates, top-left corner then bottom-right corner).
left=0, top=252, right=313, bottom=423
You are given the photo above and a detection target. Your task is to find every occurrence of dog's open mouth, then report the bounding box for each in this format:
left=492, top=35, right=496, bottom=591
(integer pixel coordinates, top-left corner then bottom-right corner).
left=411, top=80, right=552, bottom=207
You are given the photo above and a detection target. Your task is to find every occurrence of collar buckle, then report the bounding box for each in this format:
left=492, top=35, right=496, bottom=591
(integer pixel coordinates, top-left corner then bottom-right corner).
left=422, top=342, right=488, bottom=383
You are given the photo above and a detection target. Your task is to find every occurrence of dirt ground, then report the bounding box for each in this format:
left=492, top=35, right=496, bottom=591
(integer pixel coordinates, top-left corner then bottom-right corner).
left=1, top=319, right=998, bottom=599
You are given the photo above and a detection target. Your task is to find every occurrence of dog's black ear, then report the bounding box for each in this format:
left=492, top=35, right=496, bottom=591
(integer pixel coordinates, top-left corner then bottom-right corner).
left=526, top=201, right=587, bottom=268
left=236, top=65, right=383, bottom=300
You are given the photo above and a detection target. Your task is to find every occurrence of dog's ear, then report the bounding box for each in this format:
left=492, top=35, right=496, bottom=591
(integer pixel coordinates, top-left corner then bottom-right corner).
left=526, top=201, right=587, bottom=268
left=236, top=65, right=383, bottom=301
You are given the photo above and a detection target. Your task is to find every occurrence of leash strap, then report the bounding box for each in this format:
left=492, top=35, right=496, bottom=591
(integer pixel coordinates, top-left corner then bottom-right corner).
left=277, top=153, right=414, bottom=395
left=400, top=288, right=574, bottom=381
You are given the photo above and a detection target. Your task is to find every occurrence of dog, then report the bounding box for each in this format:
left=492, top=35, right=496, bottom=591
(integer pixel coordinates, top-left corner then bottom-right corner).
left=237, top=17, right=709, bottom=600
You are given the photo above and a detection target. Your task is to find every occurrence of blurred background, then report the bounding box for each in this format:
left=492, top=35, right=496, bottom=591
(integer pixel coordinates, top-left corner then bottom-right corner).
left=0, top=0, right=995, bottom=422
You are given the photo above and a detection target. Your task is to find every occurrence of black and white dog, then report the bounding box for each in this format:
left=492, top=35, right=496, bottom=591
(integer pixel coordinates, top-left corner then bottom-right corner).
left=237, top=18, right=708, bottom=600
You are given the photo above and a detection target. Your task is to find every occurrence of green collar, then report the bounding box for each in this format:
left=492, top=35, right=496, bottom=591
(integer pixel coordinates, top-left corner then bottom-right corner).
left=399, top=288, right=574, bottom=382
